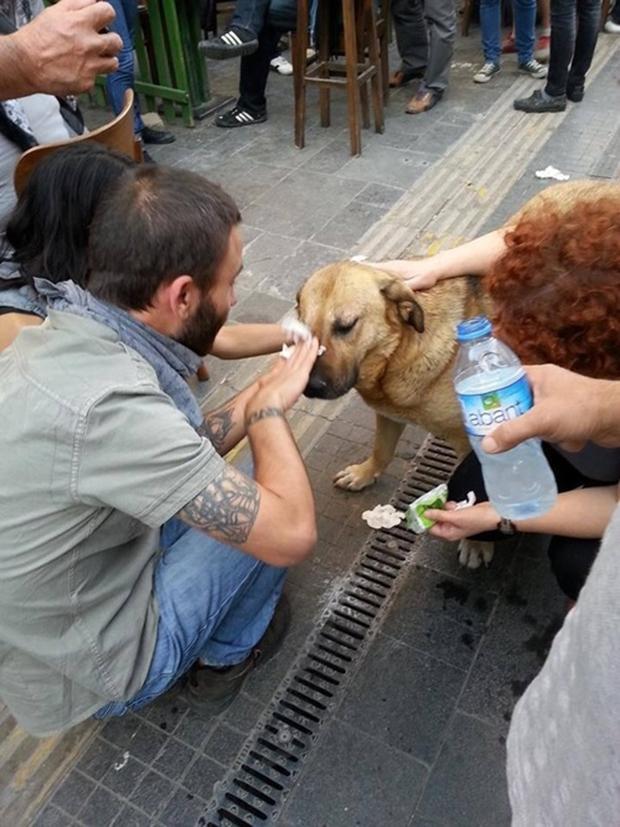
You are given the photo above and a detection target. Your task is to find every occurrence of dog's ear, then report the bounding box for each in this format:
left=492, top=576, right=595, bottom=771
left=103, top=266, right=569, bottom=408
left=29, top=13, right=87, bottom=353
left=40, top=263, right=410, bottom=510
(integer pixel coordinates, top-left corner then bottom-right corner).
left=380, top=279, right=425, bottom=333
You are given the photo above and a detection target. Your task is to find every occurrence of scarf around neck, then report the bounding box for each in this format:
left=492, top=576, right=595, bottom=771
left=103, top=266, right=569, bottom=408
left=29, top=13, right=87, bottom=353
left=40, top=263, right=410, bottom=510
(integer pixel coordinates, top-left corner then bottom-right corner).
left=36, top=279, right=204, bottom=429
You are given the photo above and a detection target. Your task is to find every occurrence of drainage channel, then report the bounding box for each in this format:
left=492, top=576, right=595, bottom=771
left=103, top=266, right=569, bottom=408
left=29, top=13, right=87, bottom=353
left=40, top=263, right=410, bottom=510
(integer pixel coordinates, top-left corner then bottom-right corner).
left=204, top=435, right=458, bottom=826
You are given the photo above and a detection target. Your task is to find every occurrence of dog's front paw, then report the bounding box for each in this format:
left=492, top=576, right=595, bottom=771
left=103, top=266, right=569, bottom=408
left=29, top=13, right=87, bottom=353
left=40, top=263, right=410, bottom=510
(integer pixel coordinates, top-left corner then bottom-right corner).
left=333, top=460, right=379, bottom=491
left=458, top=539, right=494, bottom=569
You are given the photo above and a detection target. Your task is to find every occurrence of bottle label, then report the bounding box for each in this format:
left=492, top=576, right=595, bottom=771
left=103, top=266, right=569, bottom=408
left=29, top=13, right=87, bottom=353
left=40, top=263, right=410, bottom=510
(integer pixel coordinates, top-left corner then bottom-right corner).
left=457, top=375, right=532, bottom=437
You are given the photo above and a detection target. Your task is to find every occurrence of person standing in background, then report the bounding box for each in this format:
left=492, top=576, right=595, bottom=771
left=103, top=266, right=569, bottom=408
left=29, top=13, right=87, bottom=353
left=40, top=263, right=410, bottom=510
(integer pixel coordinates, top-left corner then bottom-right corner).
left=106, top=0, right=175, bottom=148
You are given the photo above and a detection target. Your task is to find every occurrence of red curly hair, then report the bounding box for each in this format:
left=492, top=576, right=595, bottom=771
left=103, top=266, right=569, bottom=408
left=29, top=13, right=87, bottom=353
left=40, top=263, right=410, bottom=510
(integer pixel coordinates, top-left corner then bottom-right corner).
left=484, top=196, right=620, bottom=379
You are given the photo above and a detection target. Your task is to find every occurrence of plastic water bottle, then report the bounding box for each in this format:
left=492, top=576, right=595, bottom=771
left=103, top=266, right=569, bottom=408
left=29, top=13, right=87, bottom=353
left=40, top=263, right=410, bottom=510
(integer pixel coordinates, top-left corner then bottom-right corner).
left=454, top=316, right=557, bottom=520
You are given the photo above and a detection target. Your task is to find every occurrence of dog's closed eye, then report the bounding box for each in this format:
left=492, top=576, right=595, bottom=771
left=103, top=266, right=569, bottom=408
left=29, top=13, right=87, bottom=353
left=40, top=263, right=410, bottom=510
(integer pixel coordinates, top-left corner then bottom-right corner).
left=333, top=318, right=359, bottom=336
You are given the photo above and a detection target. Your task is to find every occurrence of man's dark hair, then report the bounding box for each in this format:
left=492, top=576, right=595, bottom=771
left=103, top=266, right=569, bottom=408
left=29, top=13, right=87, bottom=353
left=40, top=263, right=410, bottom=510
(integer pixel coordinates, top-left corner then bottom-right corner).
left=87, top=165, right=241, bottom=310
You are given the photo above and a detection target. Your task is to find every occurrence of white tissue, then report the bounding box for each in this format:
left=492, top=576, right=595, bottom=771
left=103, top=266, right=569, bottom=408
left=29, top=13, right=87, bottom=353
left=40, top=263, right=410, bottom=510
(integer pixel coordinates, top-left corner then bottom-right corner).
left=280, top=343, right=326, bottom=360
left=361, top=504, right=405, bottom=529
left=535, top=166, right=570, bottom=181
left=454, top=491, right=477, bottom=510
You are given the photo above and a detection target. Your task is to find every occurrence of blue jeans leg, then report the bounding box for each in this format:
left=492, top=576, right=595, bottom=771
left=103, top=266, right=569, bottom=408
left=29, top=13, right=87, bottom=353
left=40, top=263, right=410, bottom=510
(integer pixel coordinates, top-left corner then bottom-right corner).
left=231, top=0, right=271, bottom=35
left=479, top=0, right=502, bottom=63
left=513, top=0, right=537, bottom=63
left=95, top=517, right=286, bottom=718
left=105, top=0, right=144, bottom=135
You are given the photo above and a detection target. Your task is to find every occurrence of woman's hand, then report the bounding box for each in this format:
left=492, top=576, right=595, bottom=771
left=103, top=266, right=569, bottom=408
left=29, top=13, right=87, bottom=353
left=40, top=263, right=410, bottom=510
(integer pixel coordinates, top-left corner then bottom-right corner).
left=425, top=501, right=499, bottom=542
left=366, top=259, right=441, bottom=291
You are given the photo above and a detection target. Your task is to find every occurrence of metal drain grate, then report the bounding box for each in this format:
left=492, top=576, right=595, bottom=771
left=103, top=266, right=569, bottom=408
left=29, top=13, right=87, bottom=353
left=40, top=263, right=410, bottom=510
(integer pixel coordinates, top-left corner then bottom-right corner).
left=204, top=436, right=458, bottom=826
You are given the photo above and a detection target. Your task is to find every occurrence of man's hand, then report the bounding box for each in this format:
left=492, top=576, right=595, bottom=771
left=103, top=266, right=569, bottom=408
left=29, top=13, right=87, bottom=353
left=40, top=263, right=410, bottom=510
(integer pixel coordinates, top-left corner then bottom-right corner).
left=247, top=338, right=319, bottom=419
left=10, top=0, right=122, bottom=98
left=481, top=365, right=620, bottom=455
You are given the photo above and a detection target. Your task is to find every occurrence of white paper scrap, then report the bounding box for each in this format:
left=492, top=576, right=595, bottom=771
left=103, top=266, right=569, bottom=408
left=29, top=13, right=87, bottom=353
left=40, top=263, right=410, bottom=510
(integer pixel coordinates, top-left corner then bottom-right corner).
left=454, top=490, right=477, bottom=510
left=280, top=343, right=326, bottom=360
left=535, top=166, right=570, bottom=181
left=350, top=254, right=368, bottom=262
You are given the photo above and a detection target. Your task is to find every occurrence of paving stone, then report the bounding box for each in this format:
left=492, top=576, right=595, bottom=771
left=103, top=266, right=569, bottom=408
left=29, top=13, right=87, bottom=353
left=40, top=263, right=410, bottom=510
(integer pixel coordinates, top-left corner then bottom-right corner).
left=79, top=786, right=124, bottom=827
left=313, top=200, right=386, bottom=249
left=203, top=723, right=246, bottom=767
left=223, top=694, right=266, bottom=734
left=458, top=556, right=565, bottom=731
left=152, top=737, right=195, bottom=782
left=76, top=736, right=118, bottom=780
left=100, top=716, right=141, bottom=751
left=113, top=804, right=152, bottom=827
left=32, top=803, right=73, bottom=826
left=51, top=769, right=96, bottom=817
left=124, top=721, right=169, bottom=763
left=382, top=565, right=496, bottom=669
left=414, top=712, right=511, bottom=826
left=181, top=754, right=226, bottom=800
left=340, top=633, right=466, bottom=765
left=172, top=708, right=218, bottom=750
left=128, top=769, right=175, bottom=818
left=160, top=787, right=209, bottom=827
left=102, top=753, right=148, bottom=798
left=141, top=691, right=190, bottom=736
left=283, top=720, right=427, bottom=827
left=338, top=144, right=434, bottom=187
left=257, top=240, right=347, bottom=302
left=229, top=289, right=292, bottom=324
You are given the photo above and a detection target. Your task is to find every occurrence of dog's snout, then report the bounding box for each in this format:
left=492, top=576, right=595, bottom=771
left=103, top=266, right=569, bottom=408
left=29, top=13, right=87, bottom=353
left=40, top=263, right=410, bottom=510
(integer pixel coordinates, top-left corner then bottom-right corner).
left=304, top=371, right=329, bottom=399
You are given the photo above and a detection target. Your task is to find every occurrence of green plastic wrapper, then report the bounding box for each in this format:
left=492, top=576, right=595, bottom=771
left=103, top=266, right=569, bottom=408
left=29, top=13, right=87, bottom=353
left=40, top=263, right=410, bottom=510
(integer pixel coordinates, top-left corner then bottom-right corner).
left=405, top=483, right=449, bottom=534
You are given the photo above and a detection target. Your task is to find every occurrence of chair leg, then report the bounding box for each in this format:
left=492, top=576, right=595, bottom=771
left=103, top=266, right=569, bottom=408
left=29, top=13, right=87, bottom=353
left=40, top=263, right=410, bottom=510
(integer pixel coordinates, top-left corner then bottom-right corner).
left=318, top=0, right=331, bottom=127
left=343, top=0, right=362, bottom=155
left=356, top=0, right=371, bottom=129
left=600, top=0, right=610, bottom=29
left=461, top=0, right=473, bottom=36
left=365, top=0, right=384, bottom=133
left=293, top=0, right=309, bottom=149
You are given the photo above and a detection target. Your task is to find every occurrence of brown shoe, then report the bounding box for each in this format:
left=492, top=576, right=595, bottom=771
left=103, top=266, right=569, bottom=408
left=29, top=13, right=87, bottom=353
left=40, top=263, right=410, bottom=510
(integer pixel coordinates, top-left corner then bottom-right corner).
left=389, top=67, right=425, bottom=88
left=406, top=87, right=443, bottom=114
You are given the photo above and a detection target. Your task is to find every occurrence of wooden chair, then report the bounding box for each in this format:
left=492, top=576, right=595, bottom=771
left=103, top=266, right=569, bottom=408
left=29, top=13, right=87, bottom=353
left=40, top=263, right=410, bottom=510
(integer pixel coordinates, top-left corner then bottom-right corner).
left=600, top=0, right=611, bottom=29
left=461, top=0, right=475, bottom=36
left=14, top=90, right=143, bottom=198
left=377, top=0, right=392, bottom=102
left=293, top=0, right=384, bottom=157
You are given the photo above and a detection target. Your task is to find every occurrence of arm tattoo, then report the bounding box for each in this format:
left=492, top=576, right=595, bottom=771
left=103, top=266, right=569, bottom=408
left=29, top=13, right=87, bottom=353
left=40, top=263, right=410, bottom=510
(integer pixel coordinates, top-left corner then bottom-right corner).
left=246, top=407, right=285, bottom=428
left=200, top=399, right=236, bottom=452
left=179, top=464, right=260, bottom=544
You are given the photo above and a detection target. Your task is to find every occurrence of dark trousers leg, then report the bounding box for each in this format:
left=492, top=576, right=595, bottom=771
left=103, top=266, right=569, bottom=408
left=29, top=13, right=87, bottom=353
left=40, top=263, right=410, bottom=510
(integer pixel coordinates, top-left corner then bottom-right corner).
left=390, top=0, right=429, bottom=73
left=447, top=445, right=603, bottom=599
left=567, top=0, right=602, bottom=86
left=545, top=0, right=577, bottom=95
left=238, top=0, right=296, bottom=113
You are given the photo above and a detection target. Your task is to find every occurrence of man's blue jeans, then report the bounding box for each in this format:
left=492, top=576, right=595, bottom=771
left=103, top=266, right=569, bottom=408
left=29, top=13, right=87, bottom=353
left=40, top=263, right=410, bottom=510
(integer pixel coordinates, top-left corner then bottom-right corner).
left=480, top=0, right=536, bottom=64
left=96, top=518, right=286, bottom=718
left=105, top=0, right=144, bottom=136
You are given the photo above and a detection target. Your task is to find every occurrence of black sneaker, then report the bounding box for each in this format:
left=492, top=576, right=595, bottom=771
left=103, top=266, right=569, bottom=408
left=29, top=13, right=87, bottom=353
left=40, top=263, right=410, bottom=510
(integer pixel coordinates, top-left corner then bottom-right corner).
left=513, top=88, right=566, bottom=113
left=566, top=82, right=585, bottom=102
left=141, top=125, right=175, bottom=145
left=215, top=104, right=267, bottom=128
left=200, top=27, right=259, bottom=60
left=185, top=595, right=291, bottom=718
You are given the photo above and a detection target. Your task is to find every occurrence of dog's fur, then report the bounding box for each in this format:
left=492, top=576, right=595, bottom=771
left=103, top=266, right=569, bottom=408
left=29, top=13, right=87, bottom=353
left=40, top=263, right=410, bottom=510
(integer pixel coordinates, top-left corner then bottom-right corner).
left=299, top=261, right=493, bottom=567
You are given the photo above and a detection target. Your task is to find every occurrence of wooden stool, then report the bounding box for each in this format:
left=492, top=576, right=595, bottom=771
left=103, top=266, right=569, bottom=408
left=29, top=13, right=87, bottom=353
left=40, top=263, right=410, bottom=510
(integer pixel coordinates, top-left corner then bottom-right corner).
left=293, top=0, right=384, bottom=157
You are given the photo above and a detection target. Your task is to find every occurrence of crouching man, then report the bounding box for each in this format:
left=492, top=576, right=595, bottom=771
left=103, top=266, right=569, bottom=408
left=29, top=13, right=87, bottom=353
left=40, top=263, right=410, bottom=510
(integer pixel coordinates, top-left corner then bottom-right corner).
left=0, top=165, right=318, bottom=735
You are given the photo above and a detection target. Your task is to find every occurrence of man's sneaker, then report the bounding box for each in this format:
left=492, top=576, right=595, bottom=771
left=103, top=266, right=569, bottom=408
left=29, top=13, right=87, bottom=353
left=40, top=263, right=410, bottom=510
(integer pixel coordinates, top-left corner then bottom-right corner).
left=473, top=61, right=501, bottom=83
left=185, top=596, right=291, bottom=719
left=216, top=104, right=267, bottom=128
left=270, top=55, right=293, bottom=75
left=604, top=19, right=620, bottom=32
left=518, top=58, right=548, bottom=79
left=200, top=27, right=259, bottom=60
left=534, top=34, right=551, bottom=61
left=514, top=88, right=566, bottom=112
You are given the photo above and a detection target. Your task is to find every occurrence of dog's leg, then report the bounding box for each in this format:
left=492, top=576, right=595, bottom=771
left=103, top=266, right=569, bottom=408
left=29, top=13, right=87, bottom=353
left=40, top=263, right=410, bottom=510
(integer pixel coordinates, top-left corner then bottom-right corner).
left=458, top=539, right=495, bottom=569
left=334, top=414, right=406, bottom=491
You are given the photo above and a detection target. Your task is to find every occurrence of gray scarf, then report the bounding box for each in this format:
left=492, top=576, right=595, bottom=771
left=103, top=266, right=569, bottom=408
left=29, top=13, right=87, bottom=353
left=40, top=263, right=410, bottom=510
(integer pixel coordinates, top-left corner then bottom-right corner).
left=37, top=279, right=204, bottom=429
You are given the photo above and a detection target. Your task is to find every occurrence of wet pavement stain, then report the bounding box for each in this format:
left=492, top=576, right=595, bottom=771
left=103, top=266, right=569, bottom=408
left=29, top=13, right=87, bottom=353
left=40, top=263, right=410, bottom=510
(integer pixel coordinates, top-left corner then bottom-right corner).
left=523, top=616, right=563, bottom=661
left=436, top=579, right=470, bottom=606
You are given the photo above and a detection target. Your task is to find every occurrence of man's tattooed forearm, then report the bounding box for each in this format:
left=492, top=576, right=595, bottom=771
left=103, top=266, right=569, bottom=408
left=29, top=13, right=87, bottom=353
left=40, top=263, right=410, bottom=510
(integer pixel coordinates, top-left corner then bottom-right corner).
left=200, top=399, right=236, bottom=452
left=245, top=407, right=285, bottom=428
left=179, top=465, right=260, bottom=544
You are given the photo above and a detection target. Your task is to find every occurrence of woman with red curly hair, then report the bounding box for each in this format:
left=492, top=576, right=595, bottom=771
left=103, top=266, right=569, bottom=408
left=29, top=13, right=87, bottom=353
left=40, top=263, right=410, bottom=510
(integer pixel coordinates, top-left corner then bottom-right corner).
left=374, top=179, right=620, bottom=599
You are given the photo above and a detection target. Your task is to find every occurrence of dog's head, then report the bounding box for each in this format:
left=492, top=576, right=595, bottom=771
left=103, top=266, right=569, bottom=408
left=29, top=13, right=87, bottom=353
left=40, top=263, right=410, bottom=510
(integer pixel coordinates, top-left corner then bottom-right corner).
left=298, top=261, right=425, bottom=399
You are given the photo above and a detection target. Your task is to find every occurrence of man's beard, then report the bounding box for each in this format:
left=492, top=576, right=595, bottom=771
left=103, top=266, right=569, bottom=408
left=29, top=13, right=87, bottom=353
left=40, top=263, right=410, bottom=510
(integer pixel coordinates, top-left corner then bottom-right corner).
left=177, top=293, right=227, bottom=356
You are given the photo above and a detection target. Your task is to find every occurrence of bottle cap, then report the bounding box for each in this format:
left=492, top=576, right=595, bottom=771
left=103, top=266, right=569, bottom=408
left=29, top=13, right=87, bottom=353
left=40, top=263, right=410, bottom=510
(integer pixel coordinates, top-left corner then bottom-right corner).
left=455, top=316, right=492, bottom=342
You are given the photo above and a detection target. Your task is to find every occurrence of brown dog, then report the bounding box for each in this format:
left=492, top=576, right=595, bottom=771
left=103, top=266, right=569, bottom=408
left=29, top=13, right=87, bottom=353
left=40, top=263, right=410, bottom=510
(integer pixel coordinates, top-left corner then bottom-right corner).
left=299, top=261, right=492, bottom=567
